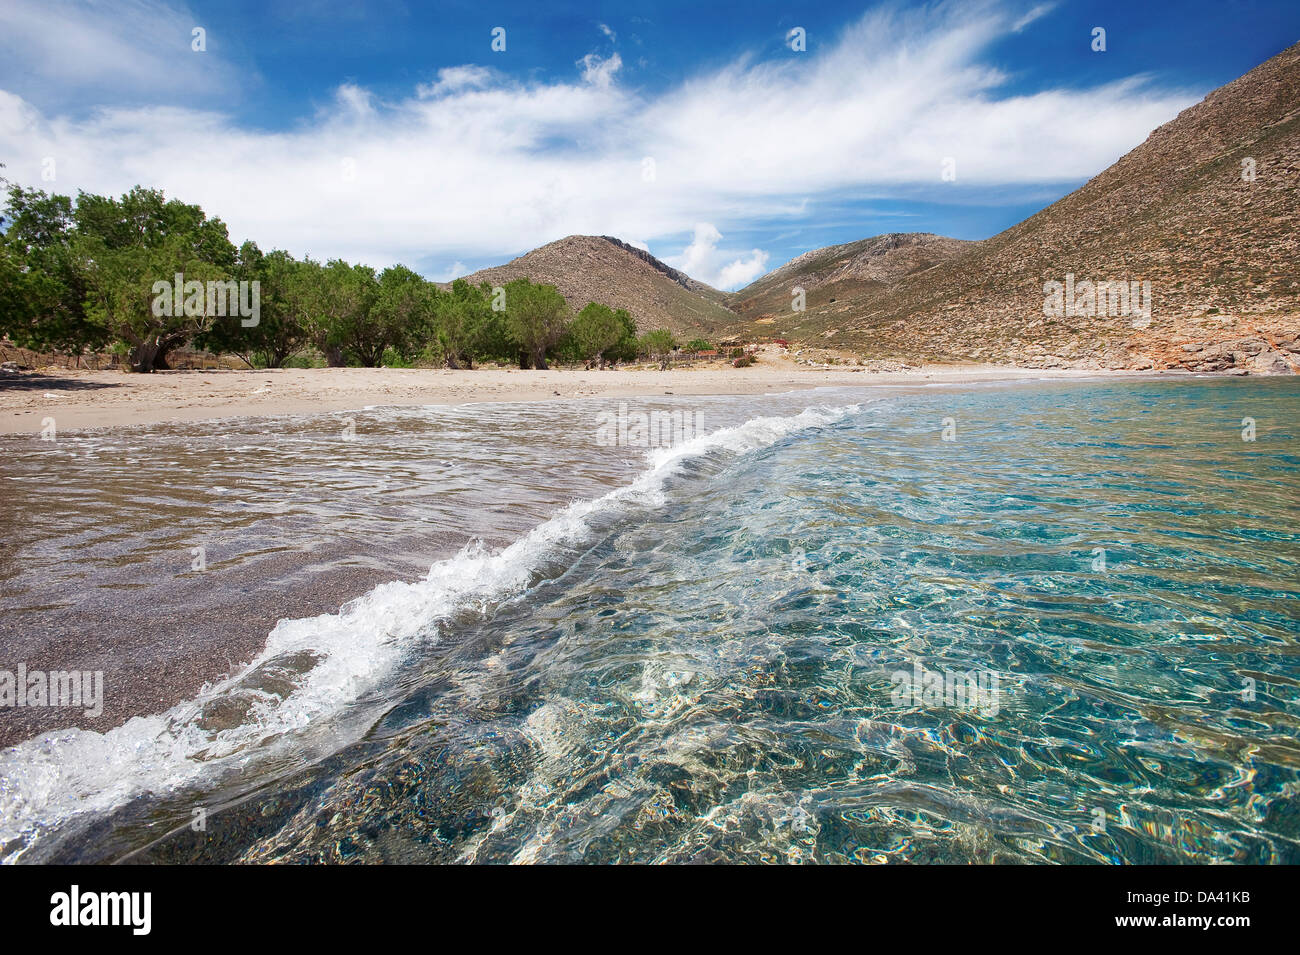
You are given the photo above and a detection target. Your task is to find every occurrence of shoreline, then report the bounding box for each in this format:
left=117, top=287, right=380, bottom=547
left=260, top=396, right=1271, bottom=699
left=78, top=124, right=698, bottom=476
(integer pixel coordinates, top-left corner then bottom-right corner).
left=0, top=359, right=1184, bottom=435
left=0, top=369, right=1285, bottom=754
left=0, top=367, right=1147, bottom=749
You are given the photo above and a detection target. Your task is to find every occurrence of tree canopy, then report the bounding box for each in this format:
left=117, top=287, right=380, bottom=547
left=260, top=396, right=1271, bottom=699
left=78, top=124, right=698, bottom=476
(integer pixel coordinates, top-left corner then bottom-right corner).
left=1, top=181, right=656, bottom=372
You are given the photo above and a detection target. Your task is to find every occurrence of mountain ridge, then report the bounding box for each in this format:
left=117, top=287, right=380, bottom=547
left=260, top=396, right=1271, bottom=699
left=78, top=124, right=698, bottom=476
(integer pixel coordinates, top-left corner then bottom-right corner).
left=445, top=43, right=1298, bottom=371
left=454, top=235, right=734, bottom=338
left=724, top=42, right=1300, bottom=372
left=728, top=232, right=976, bottom=323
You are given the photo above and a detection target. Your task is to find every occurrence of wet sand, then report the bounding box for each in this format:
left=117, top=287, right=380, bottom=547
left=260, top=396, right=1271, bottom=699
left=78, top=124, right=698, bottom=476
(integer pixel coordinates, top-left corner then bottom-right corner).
left=0, top=536, right=485, bottom=748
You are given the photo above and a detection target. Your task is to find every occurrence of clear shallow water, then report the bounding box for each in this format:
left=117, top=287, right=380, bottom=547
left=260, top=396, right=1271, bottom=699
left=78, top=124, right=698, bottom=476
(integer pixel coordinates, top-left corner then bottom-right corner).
left=0, top=397, right=660, bottom=744
left=2, top=377, right=1298, bottom=863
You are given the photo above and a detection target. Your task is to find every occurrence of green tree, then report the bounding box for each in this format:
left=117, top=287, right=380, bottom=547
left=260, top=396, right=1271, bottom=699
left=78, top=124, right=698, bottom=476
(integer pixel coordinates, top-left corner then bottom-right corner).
left=638, top=328, right=677, bottom=367
left=503, top=278, right=569, bottom=369
left=605, top=308, right=638, bottom=363
left=686, top=338, right=713, bottom=353
left=0, top=185, right=108, bottom=362
left=434, top=278, right=490, bottom=368
left=564, top=302, right=637, bottom=366
left=0, top=237, right=31, bottom=345
left=469, top=283, right=515, bottom=365
left=196, top=245, right=313, bottom=368
left=369, top=264, right=433, bottom=365
left=307, top=260, right=379, bottom=366
left=72, top=186, right=237, bottom=371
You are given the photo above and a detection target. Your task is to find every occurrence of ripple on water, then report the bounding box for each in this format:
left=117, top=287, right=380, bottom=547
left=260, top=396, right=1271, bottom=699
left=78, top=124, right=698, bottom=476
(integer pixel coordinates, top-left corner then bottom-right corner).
left=2, top=378, right=1298, bottom=864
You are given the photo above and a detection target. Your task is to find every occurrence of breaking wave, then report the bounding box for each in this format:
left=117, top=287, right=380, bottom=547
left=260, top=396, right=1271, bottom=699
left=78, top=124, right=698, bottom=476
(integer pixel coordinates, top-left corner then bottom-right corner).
left=0, top=402, right=862, bottom=861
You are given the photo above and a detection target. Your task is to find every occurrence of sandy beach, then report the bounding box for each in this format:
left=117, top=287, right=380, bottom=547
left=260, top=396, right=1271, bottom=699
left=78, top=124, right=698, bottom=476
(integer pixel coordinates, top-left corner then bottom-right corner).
left=0, top=355, right=1146, bottom=434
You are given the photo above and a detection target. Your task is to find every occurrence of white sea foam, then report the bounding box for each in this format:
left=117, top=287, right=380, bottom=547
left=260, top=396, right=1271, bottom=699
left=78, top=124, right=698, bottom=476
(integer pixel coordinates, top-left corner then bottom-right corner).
left=0, top=402, right=861, bottom=861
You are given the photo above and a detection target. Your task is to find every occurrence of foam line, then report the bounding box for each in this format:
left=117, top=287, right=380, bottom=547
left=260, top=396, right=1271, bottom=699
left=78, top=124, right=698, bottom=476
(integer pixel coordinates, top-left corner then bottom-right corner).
left=0, top=402, right=861, bottom=861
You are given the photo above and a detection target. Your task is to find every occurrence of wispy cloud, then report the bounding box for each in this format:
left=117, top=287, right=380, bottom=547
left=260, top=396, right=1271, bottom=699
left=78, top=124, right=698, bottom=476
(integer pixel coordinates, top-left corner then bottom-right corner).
left=577, top=52, right=622, bottom=88
left=0, top=0, right=247, bottom=108
left=0, top=0, right=1197, bottom=289
left=1012, top=3, right=1056, bottom=32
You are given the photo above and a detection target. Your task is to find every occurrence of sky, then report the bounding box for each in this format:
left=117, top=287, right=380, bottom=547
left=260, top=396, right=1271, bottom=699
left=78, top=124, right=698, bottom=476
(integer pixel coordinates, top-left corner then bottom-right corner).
left=0, top=0, right=1297, bottom=290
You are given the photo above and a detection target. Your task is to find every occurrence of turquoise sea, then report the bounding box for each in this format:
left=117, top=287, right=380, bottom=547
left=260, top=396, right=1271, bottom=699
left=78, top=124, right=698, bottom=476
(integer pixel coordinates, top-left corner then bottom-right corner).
left=2, top=377, right=1297, bottom=863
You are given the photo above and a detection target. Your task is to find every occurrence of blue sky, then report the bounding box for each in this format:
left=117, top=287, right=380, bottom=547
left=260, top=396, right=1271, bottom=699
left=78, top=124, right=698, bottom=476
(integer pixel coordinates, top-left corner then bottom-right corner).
left=1, top=0, right=1297, bottom=289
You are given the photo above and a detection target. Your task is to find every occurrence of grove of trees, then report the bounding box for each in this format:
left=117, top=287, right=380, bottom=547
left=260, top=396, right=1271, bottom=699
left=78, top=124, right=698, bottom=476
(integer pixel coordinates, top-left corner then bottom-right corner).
left=0, top=180, right=676, bottom=372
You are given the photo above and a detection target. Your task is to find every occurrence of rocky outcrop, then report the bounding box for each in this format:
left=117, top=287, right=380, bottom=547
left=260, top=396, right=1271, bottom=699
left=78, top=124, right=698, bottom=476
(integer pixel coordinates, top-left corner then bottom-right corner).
left=1133, top=326, right=1300, bottom=374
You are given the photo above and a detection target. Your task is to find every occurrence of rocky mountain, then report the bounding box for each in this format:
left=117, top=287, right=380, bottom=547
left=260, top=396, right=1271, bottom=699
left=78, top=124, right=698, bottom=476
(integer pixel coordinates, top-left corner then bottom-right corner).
left=729, top=232, right=975, bottom=322
left=455, top=235, right=735, bottom=338
left=729, top=42, right=1300, bottom=373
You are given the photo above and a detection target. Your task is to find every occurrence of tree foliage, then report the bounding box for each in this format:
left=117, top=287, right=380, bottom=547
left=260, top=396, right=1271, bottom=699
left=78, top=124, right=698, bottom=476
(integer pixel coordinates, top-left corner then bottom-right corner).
left=435, top=279, right=511, bottom=368
left=639, top=328, right=677, bottom=357
left=73, top=186, right=237, bottom=371
left=1, top=182, right=644, bottom=372
left=0, top=186, right=108, bottom=360
left=195, top=245, right=313, bottom=368
left=563, top=302, right=638, bottom=366
left=503, top=278, right=569, bottom=370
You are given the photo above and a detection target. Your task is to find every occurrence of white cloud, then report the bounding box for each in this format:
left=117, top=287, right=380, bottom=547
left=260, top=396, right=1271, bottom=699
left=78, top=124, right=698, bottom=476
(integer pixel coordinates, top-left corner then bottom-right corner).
left=432, top=261, right=467, bottom=282
left=416, top=66, right=496, bottom=98
left=577, top=52, right=622, bottom=88
left=332, top=84, right=376, bottom=118
left=0, top=0, right=1199, bottom=286
left=716, top=252, right=770, bottom=290
left=666, top=223, right=769, bottom=290
left=598, top=23, right=617, bottom=42
left=673, top=223, right=724, bottom=276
